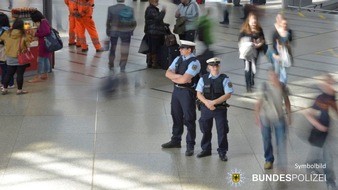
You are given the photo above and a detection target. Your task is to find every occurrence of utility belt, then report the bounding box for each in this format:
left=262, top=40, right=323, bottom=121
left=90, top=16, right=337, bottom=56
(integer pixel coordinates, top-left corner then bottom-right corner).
left=174, top=84, right=196, bottom=92
left=196, top=99, right=230, bottom=111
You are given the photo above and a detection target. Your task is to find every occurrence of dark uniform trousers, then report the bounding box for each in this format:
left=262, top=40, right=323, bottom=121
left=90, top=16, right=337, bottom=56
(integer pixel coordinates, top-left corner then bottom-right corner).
left=199, top=105, right=229, bottom=154
left=171, top=86, right=197, bottom=150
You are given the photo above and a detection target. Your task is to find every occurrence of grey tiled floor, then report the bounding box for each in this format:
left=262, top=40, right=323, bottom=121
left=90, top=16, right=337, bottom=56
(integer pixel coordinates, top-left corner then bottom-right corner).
left=1, top=0, right=338, bottom=189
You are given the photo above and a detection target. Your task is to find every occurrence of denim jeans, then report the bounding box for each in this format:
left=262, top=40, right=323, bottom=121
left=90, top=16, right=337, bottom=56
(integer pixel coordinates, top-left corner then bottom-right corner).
left=109, top=33, right=131, bottom=70
left=307, top=140, right=336, bottom=184
left=37, top=57, right=50, bottom=74
left=0, top=63, right=14, bottom=86
left=261, top=117, right=287, bottom=169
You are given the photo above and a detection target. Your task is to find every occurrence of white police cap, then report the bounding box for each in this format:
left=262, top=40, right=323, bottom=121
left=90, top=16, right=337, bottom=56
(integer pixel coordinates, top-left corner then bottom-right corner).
left=206, top=57, right=221, bottom=66
left=179, top=40, right=196, bottom=48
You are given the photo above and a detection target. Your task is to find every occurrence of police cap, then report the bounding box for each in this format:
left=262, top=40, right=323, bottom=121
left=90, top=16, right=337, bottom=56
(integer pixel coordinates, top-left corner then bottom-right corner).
left=206, top=57, right=221, bottom=66
left=179, top=40, right=196, bottom=48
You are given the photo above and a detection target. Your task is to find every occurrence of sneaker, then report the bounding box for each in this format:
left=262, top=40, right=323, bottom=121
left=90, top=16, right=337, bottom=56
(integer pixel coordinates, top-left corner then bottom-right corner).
left=264, top=162, right=273, bottom=170
left=16, top=90, right=28, bottom=95
left=161, top=141, right=181, bottom=148
left=8, top=85, right=15, bottom=89
left=1, top=90, right=8, bottom=95
left=81, top=48, right=89, bottom=52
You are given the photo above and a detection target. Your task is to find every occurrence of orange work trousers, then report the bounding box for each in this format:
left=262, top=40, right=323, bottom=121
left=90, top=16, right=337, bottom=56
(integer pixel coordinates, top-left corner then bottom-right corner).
left=68, top=15, right=85, bottom=46
left=77, top=16, right=102, bottom=50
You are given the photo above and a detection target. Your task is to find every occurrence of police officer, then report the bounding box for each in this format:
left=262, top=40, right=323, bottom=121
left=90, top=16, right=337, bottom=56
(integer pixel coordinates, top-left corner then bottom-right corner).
left=195, top=57, right=233, bottom=161
left=162, top=40, right=201, bottom=157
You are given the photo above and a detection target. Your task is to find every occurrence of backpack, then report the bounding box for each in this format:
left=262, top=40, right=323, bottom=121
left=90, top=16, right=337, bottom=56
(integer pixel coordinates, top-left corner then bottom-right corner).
left=118, top=6, right=137, bottom=31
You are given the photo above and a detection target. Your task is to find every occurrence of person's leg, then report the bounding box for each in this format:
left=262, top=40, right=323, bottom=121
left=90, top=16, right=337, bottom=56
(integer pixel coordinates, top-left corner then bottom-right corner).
left=261, top=120, right=274, bottom=168
left=120, top=33, right=132, bottom=72
left=181, top=90, right=197, bottom=151
left=198, top=106, right=213, bottom=152
left=68, top=16, right=77, bottom=45
left=2, top=65, right=16, bottom=91
left=29, top=57, right=43, bottom=82
left=1, top=63, right=14, bottom=87
left=323, top=143, right=336, bottom=187
left=77, top=19, right=88, bottom=51
left=82, top=17, right=102, bottom=50
left=41, top=57, right=50, bottom=80
left=245, top=61, right=252, bottom=92
left=109, top=36, right=118, bottom=70
left=16, top=65, right=27, bottom=93
left=170, top=88, right=185, bottom=144
left=215, top=109, right=229, bottom=155
left=274, top=119, right=287, bottom=170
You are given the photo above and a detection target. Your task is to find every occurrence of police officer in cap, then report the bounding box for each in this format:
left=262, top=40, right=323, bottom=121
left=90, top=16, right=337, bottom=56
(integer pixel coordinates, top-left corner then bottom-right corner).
left=195, top=57, right=233, bottom=161
left=162, top=40, right=201, bottom=156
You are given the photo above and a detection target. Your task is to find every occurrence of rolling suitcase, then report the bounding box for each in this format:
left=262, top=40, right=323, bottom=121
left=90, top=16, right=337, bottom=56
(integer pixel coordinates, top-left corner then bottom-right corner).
left=158, top=44, right=180, bottom=70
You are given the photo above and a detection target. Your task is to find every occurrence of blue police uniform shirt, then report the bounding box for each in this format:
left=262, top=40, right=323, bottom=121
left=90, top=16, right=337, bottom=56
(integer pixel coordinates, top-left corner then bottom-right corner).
left=168, top=54, right=201, bottom=77
left=196, top=73, right=234, bottom=94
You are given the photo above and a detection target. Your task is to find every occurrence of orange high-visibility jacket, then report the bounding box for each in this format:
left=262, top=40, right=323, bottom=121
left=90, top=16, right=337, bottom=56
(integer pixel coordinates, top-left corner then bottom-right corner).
left=78, top=0, right=94, bottom=17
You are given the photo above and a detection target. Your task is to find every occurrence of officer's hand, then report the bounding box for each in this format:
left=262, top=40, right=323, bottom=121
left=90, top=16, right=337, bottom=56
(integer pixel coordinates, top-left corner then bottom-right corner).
left=206, top=100, right=216, bottom=111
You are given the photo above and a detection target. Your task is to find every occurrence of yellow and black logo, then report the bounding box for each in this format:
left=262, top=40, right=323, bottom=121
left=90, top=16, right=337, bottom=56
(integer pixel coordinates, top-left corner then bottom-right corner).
left=226, top=168, right=246, bottom=187
left=232, top=173, right=240, bottom=183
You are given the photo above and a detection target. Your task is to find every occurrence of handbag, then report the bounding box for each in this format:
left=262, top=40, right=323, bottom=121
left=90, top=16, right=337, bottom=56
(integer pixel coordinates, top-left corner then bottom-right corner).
left=138, top=34, right=149, bottom=54
left=308, top=127, right=328, bottom=147
left=164, top=34, right=177, bottom=47
left=173, top=16, right=187, bottom=35
left=17, top=37, right=35, bottom=65
left=279, top=46, right=292, bottom=68
left=44, top=28, right=63, bottom=52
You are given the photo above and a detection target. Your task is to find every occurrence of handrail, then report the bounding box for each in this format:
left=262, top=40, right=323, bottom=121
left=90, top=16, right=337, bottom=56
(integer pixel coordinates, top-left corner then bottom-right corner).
left=288, top=5, right=338, bottom=13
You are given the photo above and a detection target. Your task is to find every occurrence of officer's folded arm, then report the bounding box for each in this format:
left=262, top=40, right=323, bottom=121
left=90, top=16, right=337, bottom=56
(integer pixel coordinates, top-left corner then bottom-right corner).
left=171, top=74, right=193, bottom=84
left=165, top=69, right=181, bottom=80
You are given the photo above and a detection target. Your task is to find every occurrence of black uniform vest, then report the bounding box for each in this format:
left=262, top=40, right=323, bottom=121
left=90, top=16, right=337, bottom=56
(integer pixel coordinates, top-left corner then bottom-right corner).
left=202, top=73, right=228, bottom=100
left=175, top=56, right=199, bottom=88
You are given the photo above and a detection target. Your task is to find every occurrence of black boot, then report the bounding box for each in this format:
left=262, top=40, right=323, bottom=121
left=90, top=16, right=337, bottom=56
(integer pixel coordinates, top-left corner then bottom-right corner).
left=245, top=71, right=252, bottom=93
left=146, top=53, right=152, bottom=68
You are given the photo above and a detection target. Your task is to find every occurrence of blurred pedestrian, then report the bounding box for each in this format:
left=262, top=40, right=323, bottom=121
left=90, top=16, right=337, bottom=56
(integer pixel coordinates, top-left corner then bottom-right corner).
left=195, top=57, right=233, bottom=161
left=8, top=0, right=13, bottom=9
left=161, top=40, right=201, bottom=157
left=106, top=0, right=137, bottom=72
left=196, top=8, right=213, bottom=49
left=255, top=69, right=291, bottom=170
left=28, top=10, right=52, bottom=83
left=0, top=12, right=15, bottom=89
left=53, top=0, right=66, bottom=32
left=304, top=74, right=338, bottom=189
left=144, top=0, right=166, bottom=69
left=238, top=12, right=266, bottom=92
left=174, top=0, right=200, bottom=42
left=0, top=19, right=32, bottom=95
left=268, top=15, right=293, bottom=85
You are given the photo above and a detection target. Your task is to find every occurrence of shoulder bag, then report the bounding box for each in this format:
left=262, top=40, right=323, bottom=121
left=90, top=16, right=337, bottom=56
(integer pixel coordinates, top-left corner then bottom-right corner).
left=17, top=37, right=35, bottom=65
left=44, top=28, right=63, bottom=52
